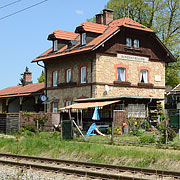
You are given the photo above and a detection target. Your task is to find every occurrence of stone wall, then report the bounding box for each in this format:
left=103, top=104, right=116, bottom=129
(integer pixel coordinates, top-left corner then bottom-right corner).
left=95, top=55, right=165, bottom=86
left=45, top=53, right=165, bottom=112
left=45, top=54, right=95, bottom=111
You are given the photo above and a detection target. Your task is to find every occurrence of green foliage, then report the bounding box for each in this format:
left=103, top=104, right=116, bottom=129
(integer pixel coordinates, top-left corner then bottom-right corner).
left=23, top=125, right=36, bottom=133
left=33, top=114, right=49, bottom=131
left=139, top=133, right=155, bottom=144
left=37, top=70, right=45, bottom=83
left=126, top=118, right=144, bottom=131
left=166, top=63, right=180, bottom=88
left=157, top=123, right=177, bottom=143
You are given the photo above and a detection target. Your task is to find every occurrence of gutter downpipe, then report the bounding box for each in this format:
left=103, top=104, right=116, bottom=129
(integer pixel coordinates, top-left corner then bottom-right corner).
left=37, top=61, right=48, bottom=112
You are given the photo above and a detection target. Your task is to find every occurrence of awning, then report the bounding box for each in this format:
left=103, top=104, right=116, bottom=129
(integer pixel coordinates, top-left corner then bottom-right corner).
left=61, top=100, right=121, bottom=110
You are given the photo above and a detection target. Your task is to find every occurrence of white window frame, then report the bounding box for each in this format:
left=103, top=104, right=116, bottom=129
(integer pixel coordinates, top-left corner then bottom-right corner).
left=81, top=33, right=86, bottom=46
left=66, top=100, right=71, bottom=106
left=133, top=39, right=139, bottom=48
left=52, top=102, right=58, bottom=113
left=66, top=69, right=71, bottom=83
left=53, top=40, right=58, bottom=51
left=53, top=71, right=58, bottom=87
left=140, top=70, right=148, bottom=83
left=128, top=104, right=146, bottom=118
left=117, top=67, right=125, bottom=81
left=81, top=66, right=86, bottom=83
left=126, top=38, right=132, bottom=47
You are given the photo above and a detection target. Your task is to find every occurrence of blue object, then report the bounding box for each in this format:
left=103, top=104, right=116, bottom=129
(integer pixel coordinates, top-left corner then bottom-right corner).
left=92, top=106, right=100, bottom=120
left=86, top=123, right=97, bottom=136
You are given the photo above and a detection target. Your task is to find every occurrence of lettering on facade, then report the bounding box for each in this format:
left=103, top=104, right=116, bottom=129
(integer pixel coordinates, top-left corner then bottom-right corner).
left=117, top=54, right=149, bottom=62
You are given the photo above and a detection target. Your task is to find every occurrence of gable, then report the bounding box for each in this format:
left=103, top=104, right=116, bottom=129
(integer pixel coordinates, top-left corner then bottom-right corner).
left=96, top=27, right=176, bottom=63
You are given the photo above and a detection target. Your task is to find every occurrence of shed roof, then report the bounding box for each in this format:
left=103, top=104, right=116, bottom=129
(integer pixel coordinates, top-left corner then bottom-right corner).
left=0, top=83, right=44, bottom=98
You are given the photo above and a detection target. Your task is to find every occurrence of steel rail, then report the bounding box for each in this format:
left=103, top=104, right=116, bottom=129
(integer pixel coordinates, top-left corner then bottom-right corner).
left=0, top=153, right=179, bottom=178
left=0, top=159, right=150, bottom=180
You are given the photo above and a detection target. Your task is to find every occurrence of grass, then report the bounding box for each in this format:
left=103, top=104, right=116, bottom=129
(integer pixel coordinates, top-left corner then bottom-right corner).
left=0, top=131, right=180, bottom=171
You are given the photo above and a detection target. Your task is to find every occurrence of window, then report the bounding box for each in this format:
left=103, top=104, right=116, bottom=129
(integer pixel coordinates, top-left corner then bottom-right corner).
left=66, top=69, right=71, bottom=83
left=53, top=40, right=58, bottom=51
left=66, top=100, right=71, bottom=106
left=126, top=38, right=140, bottom=48
left=52, top=102, right=58, bottom=113
left=117, top=67, right=125, bottom=81
left=52, top=71, right=58, bottom=86
left=140, top=70, right=148, bottom=83
left=81, top=66, right=86, bottom=83
left=128, top=104, right=146, bottom=118
left=81, top=33, right=86, bottom=46
left=133, top=39, right=139, bottom=48
left=126, top=38, right=132, bottom=47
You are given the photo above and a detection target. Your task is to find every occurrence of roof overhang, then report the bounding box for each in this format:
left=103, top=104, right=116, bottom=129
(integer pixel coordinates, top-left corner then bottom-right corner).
left=61, top=100, right=121, bottom=110
left=75, top=95, right=164, bottom=103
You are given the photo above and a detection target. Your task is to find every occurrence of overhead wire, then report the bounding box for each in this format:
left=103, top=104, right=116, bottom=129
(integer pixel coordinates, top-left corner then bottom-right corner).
left=0, top=0, right=48, bottom=21
left=0, top=0, right=23, bottom=9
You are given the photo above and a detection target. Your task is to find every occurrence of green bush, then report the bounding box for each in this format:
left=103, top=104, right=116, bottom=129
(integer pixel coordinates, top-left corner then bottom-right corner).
left=136, top=129, right=145, bottom=136
left=139, top=134, right=155, bottom=144
left=24, top=130, right=34, bottom=136
left=24, top=125, right=36, bottom=132
left=157, top=124, right=177, bottom=143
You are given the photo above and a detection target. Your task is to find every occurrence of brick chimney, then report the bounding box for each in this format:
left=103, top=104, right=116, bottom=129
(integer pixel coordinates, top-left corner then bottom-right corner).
left=96, top=13, right=103, bottom=24
left=103, top=9, right=114, bottom=25
left=23, top=71, right=32, bottom=86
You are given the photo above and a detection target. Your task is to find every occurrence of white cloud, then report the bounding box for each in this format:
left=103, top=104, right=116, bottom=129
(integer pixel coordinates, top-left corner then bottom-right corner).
left=75, top=10, right=84, bottom=15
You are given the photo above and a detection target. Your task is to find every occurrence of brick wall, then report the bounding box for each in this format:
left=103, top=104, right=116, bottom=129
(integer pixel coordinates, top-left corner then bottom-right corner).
left=19, top=112, right=60, bottom=131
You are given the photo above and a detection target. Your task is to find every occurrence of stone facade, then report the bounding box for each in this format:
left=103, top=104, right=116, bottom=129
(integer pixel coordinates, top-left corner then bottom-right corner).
left=45, top=54, right=95, bottom=110
left=94, top=54, right=165, bottom=99
left=45, top=53, right=165, bottom=112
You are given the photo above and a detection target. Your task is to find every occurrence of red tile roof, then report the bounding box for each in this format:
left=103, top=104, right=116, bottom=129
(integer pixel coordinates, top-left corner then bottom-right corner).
left=109, top=17, right=153, bottom=32
left=49, top=30, right=79, bottom=41
left=0, top=83, right=44, bottom=98
left=32, top=17, right=174, bottom=63
left=76, top=21, right=108, bottom=34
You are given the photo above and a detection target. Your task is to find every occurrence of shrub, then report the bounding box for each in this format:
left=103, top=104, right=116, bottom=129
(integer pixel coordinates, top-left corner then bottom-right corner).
left=24, top=125, right=36, bottom=132
left=136, top=129, right=145, bottom=136
left=24, top=130, right=34, bottom=136
left=139, top=134, right=155, bottom=144
left=157, top=124, right=176, bottom=143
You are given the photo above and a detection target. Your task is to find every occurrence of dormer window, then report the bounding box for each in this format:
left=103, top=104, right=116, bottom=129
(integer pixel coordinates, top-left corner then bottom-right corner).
left=126, top=38, right=132, bottom=47
left=81, top=33, right=86, bottom=46
left=53, top=40, right=58, bottom=51
left=126, top=38, right=140, bottom=48
left=133, top=39, right=139, bottom=48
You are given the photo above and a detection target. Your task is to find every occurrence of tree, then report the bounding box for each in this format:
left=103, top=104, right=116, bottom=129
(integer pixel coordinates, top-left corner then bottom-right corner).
left=37, top=71, right=45, bottom=83
left=18, top=66, right=29, bottom=85
left=102, top=0, right=180, bottom=87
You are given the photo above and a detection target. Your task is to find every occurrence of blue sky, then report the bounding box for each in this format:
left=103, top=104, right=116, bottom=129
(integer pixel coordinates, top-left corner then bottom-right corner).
left=0, top=0, right=109, bottom=90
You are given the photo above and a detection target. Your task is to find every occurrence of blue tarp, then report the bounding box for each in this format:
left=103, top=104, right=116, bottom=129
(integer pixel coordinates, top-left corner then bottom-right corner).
left=92, top=106, right=100, bottom=120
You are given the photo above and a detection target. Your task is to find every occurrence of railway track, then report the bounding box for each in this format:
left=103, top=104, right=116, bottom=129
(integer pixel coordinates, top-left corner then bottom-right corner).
left=0, top=153, right=179, bottom=180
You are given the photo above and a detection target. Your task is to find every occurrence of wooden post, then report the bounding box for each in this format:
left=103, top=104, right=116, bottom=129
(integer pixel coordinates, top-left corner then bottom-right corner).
left=77, top=109, right=79, bottom=126
left=111, top=121, right=114, bottom=145
left=80, top=109, right=83, bottom=128
left=111, top=110, right=115, bottom=145
left=36, top=120, right=39, bottom=134
left=69, top=108, right=72, bottom=120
